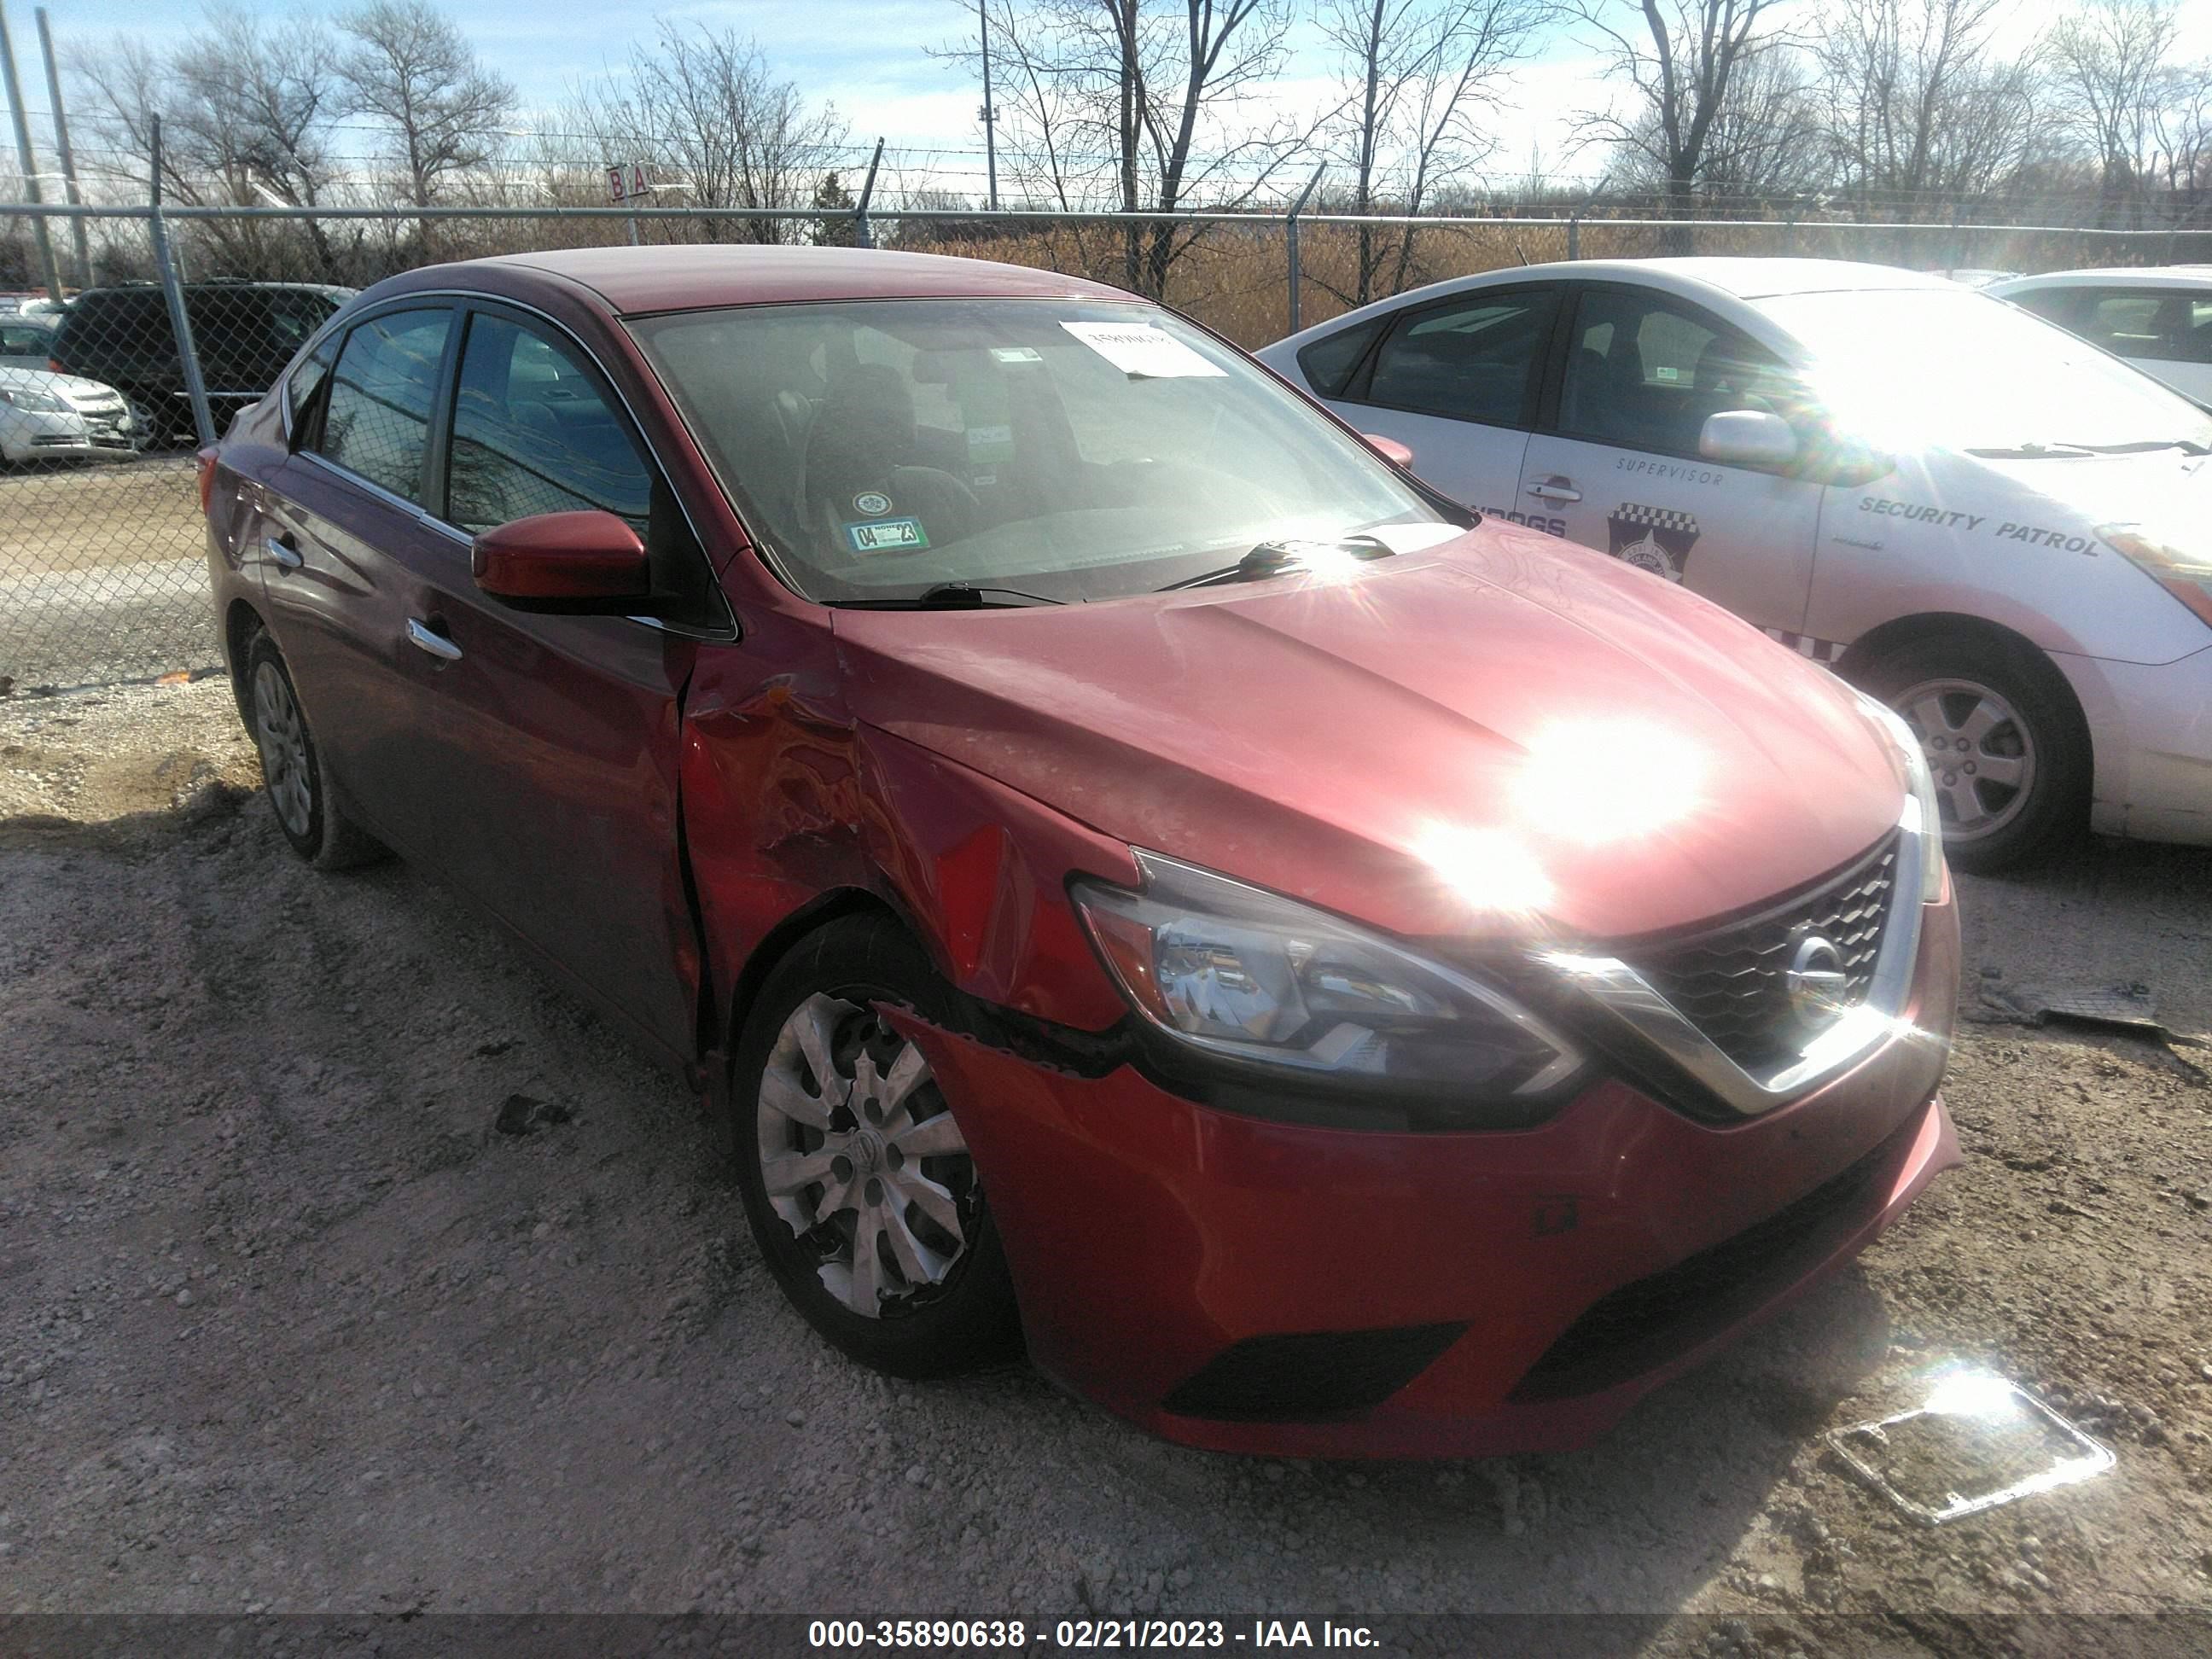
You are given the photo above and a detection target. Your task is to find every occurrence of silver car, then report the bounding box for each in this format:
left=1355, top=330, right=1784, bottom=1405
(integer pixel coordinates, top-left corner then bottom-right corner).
left=0, top=362, right=141, bottom=463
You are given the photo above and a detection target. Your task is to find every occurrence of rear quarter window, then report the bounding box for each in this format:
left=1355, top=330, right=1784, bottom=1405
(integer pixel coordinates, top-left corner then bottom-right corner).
left=1295, top=317, right=1386, bottom=398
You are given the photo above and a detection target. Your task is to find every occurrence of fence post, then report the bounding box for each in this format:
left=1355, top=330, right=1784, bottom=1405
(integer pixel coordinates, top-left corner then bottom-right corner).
left=853, top=137, right=885, bottom=250
left=1284, top=162, right=1324, bottom=335
left=1567, top=212, right=1579, bottom=260
left=148, top=117, right=215, bottom=450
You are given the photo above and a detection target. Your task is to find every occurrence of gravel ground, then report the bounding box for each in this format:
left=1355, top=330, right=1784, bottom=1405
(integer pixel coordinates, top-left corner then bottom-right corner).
left=3, top=678, right=2209, bottom=1653
left=0, top=458, right=216, bottom=691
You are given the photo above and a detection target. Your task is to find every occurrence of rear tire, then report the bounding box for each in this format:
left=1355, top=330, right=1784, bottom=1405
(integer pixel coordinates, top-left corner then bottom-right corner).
left=1855, top=634, right=2088, bottom=873
left=730, top=915, right=1022, bottom=1380
left=243, top=631, right=387, bottom=870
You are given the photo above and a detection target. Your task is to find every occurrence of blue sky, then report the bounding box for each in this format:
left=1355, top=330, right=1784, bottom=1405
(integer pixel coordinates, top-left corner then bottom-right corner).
left=25, top=1, right=2202, bottom=203
left=22, top=0, right=1616, bottom=197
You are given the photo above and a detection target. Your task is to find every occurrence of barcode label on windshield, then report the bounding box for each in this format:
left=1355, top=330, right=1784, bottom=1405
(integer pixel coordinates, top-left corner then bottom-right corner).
left=845, top=517, right=929, bottom=554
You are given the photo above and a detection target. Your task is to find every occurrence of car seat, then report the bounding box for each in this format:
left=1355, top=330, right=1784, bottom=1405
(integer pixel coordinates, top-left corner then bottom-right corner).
left=802, top=362, right=978, bottom=555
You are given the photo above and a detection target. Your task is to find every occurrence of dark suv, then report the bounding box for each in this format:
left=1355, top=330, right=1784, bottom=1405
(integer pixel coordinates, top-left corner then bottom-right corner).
left=49, top=280, right=353, bottom=447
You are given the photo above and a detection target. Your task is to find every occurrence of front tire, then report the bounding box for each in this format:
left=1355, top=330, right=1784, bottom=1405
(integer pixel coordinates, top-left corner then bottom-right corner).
left=731, top=916, right=1022, bottom=1379
left=243, top=631, right=386, bottom=870
left=1857, top=634, right=2088, bottom=873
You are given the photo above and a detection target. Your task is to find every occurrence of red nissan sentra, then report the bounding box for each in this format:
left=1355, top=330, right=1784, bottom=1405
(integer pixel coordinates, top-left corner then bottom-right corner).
left=200, top=246, right=1960, bottom=1458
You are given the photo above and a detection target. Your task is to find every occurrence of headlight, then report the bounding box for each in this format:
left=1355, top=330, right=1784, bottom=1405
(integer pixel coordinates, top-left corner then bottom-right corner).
left=1071, top=850, right=1585, bottom=1116
left=0, top=387, right=70, bottom=414
left=1856, top=694, right=1948, bottom=902
left=2098, top=524, right=2212, bottom=630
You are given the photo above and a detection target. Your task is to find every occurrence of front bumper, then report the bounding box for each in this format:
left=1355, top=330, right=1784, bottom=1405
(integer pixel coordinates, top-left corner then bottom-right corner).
left=894, top=895, right=1959, bottom=1458
left=2054, top=643, right=2212, bottom=845
left=0, top=407, right=137, bottom=462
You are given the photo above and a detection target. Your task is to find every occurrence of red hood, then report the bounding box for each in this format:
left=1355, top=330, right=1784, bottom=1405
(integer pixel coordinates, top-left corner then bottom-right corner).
left=835, top=524, right=1904, bottom=943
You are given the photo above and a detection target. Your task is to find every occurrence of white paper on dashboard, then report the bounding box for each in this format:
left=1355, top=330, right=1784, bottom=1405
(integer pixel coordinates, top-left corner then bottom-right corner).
left=1059, top=321, right=1226, bottom=379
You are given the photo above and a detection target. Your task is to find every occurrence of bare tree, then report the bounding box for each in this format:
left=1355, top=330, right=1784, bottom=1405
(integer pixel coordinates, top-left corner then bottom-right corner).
left=1811, top=0, right=2048, bottom=217
left=1568, top=0, right=1796, bottom=232
left=337, top=0, right=516, bottom=210
left=71, top=8, right=352, bottom=276
left=940, top=0, right=1309, bottom=295
left=568, top=20, right=848, bottom=243
left=1321, top=0, right=1547, bottom=305
left=2047, top=0, right=2209, bottom=224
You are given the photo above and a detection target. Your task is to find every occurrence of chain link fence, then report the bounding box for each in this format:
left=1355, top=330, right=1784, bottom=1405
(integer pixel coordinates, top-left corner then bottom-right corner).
left=3, top=198, right=2208, bottom=692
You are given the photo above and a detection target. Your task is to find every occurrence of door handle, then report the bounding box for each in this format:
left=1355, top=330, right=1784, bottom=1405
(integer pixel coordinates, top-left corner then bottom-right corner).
left=405, top=618, right=463, bottom=662
left=1526, top=477, right=1581, bottom=503
left=265, top=533, right=303, bottom=570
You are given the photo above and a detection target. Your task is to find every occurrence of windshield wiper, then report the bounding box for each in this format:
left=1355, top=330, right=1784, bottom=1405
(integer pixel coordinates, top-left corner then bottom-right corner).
left=2054, top=438, right=2212, bottom=457
left=1966, top=439, right=2212, bottom=459
left=1158, top=535, right=1394, bottom=592
left=828, top=582, right=1066, bottom=610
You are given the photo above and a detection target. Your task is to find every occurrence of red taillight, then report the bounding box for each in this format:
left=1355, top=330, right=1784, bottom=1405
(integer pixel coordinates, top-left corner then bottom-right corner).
left=195, top=447, right=218, bottom=517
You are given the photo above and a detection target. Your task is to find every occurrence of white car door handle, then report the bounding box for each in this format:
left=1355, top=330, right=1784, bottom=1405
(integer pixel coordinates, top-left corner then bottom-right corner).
left=405, top=618, right=463, bottom=661
left=1527, top=478, right=1581, bottom=503
left=265, top=534, right=303, bottom=570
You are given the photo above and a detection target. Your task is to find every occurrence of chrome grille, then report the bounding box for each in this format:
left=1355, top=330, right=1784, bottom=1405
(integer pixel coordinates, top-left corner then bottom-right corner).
left=1621, top=834, right=1898, bottom=1073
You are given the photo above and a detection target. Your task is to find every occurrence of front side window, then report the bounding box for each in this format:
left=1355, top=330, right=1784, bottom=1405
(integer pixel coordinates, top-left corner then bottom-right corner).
left=1557, top=288, right=1790, bottom=457
left=631, top=299, right=1454, bottom=605
left=317, top=307, right=451, bottom=503
left=1757, top=287, right=2212, bottom=453
left=1361, top=291, right=1557, bottom=426
left=445, top=313, right=653, bottom=533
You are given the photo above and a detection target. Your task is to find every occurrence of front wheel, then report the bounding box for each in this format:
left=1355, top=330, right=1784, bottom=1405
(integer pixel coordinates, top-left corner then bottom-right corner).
left=1857, top=635, right=2088, bottom=873
left=731, top=916, right=1022, bottom=1379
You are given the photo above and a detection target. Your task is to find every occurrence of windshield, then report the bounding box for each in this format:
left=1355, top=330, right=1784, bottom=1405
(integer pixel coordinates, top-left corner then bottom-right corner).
left=1755, top=287, right=2212, bottom=454
left=629, top=299, right=1454, bottom=602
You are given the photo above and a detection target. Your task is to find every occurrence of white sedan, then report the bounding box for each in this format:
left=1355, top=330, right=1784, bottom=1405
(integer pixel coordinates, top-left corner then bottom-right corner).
left=1259, top=258, right=2212, bottom=868
left=1989, top=266, right=2212, bottom=405
left=0, top=362, right=141, bottom=463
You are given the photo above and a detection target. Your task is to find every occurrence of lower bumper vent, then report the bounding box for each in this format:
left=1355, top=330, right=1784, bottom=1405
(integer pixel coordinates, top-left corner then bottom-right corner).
left=1162, top=1322, right=1470, bottom=1423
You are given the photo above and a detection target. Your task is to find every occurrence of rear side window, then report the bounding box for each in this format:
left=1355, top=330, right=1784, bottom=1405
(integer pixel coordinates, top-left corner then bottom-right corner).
left=317, top=308, right=452, bottom=503
left=1363, top=290, right=1557, bottom=426
left=1295, top=317, right=1386, bottom=398
left=61, top=292, right=167, bottom=354
left=445, top=312, right=654, bottom=533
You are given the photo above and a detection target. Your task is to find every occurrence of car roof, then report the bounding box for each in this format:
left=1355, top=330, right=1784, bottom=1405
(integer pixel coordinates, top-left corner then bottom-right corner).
left=375, top=244, right=1142, bottom=317
left=1265, top=256, right=1961, bottom=354
left=1580, top=257, right=1959, bottom=299
left=1991, top=266, right=2212, bottom=292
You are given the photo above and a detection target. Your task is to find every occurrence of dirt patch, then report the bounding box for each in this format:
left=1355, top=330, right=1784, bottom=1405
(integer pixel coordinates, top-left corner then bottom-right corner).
left=2, top=682, right=2209, bottom=1644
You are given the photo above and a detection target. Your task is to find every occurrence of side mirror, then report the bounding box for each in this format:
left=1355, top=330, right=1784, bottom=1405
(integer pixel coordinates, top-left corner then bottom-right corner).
left=1363, top=433, right=1415, bottom=469
left=473, top=509, right=649, bottom=608
left=1699, top=409, right=1798, bottom=468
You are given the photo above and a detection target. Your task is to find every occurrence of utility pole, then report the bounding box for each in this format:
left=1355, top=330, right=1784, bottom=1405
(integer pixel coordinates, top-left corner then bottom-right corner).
left=0, top=0, right=61, bottom=303
left=33, top=8, right=85, bottom=286
left=977, top=1, right=998, bottom=212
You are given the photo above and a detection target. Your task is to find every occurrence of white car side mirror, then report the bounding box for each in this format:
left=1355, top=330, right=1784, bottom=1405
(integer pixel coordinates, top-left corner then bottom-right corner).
left=1700, top=409, right=1798, bottom=468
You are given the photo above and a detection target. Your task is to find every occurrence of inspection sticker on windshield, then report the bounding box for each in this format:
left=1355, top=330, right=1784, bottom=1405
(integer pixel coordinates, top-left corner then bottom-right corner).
left=844, top=517, right=928, bottom=555
left=1061, top=321, right=1225, bottom=380
left=989, top=346, right=1043, bottom=364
